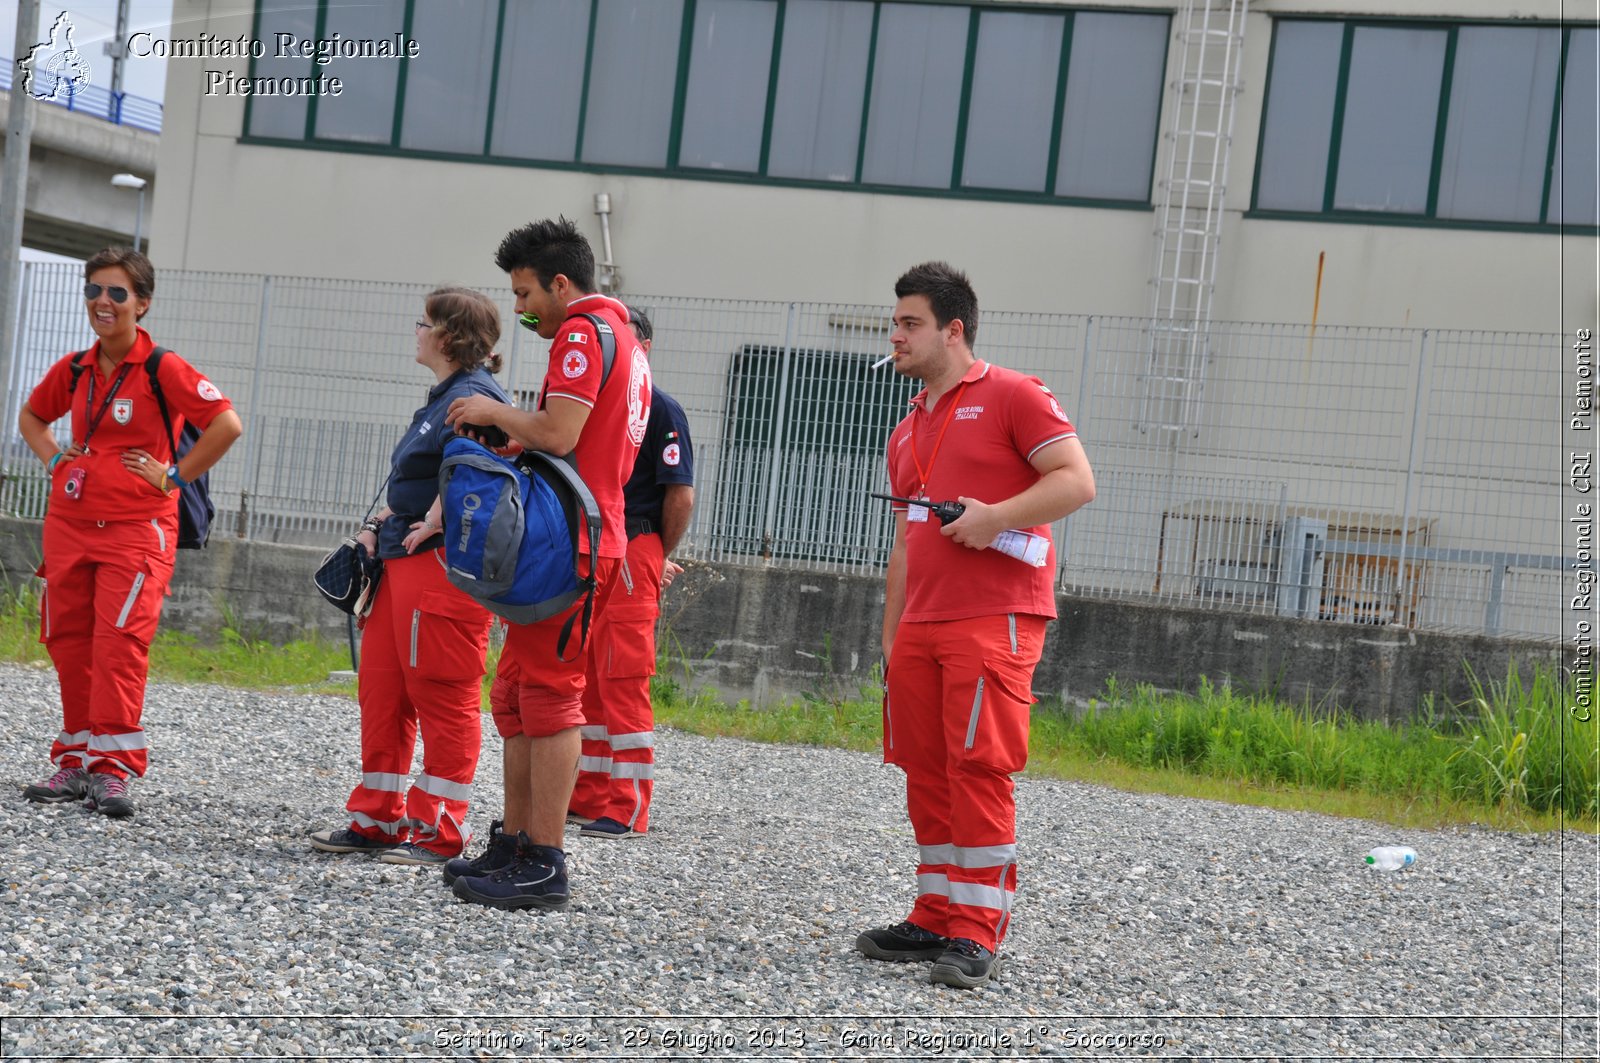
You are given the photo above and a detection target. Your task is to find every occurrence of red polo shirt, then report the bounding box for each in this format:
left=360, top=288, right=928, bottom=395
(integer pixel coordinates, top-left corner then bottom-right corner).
left=27, top=327, right=234, bottom=522
left=887, top=360, right=1077, bottom=623
left=540, top=294, right=651, bottom=559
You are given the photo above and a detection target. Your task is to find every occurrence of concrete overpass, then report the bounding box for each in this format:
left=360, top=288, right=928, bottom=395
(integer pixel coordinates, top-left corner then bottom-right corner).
left=0, top=86, right=158, bottom=260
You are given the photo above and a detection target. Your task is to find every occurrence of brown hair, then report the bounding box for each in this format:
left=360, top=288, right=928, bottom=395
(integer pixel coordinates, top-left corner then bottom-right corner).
left=894, top=260, right=978, bottom=346
left=423, top=287, right=502, bottom=373
left=85, top=246, right=155, bottom=321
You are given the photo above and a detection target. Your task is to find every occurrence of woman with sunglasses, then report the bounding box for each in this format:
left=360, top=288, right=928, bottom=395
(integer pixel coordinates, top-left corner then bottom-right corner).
left=309, top=287, right=510, bottom=866
left=16, top=247, right=243, bottom=819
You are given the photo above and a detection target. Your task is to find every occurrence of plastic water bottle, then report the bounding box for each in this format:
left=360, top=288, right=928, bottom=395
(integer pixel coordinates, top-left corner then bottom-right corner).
left=1364, top=846, right=1416, bottom=870
left=990, top=529, right=1050, bottom=567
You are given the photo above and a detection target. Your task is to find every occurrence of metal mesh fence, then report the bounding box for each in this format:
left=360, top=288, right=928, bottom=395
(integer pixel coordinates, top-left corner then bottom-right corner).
left=1, top=262, right=1567, bottom=641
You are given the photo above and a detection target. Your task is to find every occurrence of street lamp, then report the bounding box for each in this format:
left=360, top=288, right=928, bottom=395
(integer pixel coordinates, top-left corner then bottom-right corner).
left=110, top=173, right=147, bottom=253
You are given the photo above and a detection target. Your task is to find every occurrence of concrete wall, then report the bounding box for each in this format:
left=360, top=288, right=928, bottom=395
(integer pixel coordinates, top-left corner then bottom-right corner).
left=0, top=516, right=1559, bottom=722
left=147, top=0, right=1587, bottom=333
left=0, top=88, right=160, bottom=258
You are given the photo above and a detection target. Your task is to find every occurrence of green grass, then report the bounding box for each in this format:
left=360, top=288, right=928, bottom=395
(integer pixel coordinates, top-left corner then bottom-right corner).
left=0, top=583, right=359, bottom=695
left=651, top=658, right=1598, bottom=834
left=2, top=581, right=1593, bottom=832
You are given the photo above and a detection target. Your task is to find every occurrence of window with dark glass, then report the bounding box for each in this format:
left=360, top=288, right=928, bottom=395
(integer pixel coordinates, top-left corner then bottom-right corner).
left=579, top=0, right=685, bottom=167
left=399, top=0, right=498, bottom=154
left=489, top=0, right=591, bottom=162
left=312, top=0, right=405, bottom=144
left=961, top=10, right=1064, bottom=193
left=765, top=0, right=873, bottom=182
left=246, top=0, right=1172, bottom=209
left=679, top=0, right=778, bottom=172
left=245, top=0, right=315, bottom=139
left=1255, top=18, right=1591, bottom=228
left=1055, top=11, right=1168, bottom=200
left=860, top=4, right=969, bottom=188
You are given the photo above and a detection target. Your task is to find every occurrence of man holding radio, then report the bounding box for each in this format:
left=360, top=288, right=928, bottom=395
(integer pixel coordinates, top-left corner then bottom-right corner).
left=858, top=261, right=1095, bottom=989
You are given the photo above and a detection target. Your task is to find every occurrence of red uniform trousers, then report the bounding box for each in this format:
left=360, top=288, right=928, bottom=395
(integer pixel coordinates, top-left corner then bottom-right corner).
left=884, top=612, right=1047, bottom=952
left=346, top=549, right=491, bottom=857
left=492, top=557, right=619, bottom=739
left=38, top=513, right=178, bottom=779
left=570, top=532, right=663, bottom=831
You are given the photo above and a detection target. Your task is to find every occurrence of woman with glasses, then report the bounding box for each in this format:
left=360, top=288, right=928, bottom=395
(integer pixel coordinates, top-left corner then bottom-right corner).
left=309, top=287, right=510, bottom=867
left=16, top=247, right=243, bottom=819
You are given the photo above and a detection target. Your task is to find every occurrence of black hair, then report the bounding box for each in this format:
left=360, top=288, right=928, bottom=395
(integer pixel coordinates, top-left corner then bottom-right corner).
left=623, top=304, right=653, bottom=343
left=493, top=216, right=596, bottom=292
left=894, top=261, right=978, bottom=345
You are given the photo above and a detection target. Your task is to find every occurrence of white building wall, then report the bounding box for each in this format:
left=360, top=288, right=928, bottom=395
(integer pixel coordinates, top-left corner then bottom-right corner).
left=150, top=0, right=1591, bottom=331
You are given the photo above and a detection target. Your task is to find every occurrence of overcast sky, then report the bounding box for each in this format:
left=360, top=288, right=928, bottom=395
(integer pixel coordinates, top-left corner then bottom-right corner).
left=3, top=1, right=174, bottom=102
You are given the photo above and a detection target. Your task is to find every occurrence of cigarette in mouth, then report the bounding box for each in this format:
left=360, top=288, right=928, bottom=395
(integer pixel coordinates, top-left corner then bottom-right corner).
left=872, top=354, right=895, bottom=369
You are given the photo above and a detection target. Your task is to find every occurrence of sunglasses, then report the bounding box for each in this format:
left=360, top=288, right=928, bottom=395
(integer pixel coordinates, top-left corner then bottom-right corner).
left=84, top=284, right=131, bottom=304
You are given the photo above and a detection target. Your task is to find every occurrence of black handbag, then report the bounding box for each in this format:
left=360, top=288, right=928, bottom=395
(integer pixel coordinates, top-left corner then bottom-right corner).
left=313, top=478, right=391, bottom=616
left=313, top=538, right=383, bottom=616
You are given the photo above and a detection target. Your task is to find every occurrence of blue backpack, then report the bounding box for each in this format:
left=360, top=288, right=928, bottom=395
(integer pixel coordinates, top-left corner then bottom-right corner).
left=438, top=438, right=603, bottom=657
left=437, top=311, right=622, bottom=655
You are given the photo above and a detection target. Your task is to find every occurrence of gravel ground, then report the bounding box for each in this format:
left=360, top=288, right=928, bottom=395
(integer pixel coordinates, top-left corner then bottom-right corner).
left=0, top=660, right=1594, bottom=1060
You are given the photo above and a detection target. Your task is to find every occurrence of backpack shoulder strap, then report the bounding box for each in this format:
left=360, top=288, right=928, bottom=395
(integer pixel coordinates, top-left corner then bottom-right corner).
left=67, top=350, right=89, bottom=392
left=144, top=347, right=179, bottom=462
left=575, top=312, right=617, bottom=390
left=521, top=449, right=605, bottom=660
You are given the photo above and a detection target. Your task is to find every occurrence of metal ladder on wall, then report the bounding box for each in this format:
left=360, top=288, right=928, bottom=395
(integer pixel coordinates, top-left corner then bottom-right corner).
left=1141, top=0, right=1249, bottom=439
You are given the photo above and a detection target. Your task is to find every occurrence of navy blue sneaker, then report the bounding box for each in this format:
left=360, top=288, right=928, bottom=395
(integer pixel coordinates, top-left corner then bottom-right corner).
left=929, top=938, right=1001, bottom=989
left=309, top=827, right=392, bottom=854
left=441, top=819, right=517, bottom=886
left=451, top=834, right=569, bottom=911
left=578, top=816, right=643, bottom=840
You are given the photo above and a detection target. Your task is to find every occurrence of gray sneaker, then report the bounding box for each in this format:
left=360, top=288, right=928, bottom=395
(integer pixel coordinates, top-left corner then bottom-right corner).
left=378, top=842, right=449, bottom=866
left=856, top=920, right=951, bottom=962
left=23, top=765, right=89, bottom=804
left=84, top=772, right=135, bottom=819
left=929, top=938, right=1001, bottom=989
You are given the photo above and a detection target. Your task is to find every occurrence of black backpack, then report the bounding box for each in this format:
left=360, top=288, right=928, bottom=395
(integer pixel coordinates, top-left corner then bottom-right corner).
left=67, top=347, right=215, bottom=549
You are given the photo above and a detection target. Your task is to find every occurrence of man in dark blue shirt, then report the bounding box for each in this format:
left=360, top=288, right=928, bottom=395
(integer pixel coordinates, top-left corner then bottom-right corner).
left=569, top=306, right=695, bottom=838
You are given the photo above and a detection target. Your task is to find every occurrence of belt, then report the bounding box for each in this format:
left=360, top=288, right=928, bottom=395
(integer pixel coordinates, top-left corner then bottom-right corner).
left=625, top=517, right=655, bottom=539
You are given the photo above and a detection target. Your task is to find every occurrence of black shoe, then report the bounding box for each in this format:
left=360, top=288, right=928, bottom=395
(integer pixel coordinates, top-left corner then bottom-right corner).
left=441, top=819, right=517, bottom=886
left=451, top=834, right=569, bottom=911
left=23, top=765, right=89, bottom=804
left=855, top=920, right=951, bottom=962
left=84, top=772, right=134, bottom=819
left=929, top=938, right=1000, bottom=989
left=308, top=827, right=392, bottom=854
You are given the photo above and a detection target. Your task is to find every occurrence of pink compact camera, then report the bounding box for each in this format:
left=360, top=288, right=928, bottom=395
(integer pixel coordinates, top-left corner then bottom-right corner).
left=62, top=467, right=86, bottom=501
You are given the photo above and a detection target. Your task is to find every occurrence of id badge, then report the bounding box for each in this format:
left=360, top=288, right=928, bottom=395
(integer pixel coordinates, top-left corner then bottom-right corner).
left=906, top=495, right=930, bottom=523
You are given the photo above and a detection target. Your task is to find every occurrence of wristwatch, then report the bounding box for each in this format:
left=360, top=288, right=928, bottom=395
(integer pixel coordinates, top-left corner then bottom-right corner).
left=166, top=465, right=187, bottom=488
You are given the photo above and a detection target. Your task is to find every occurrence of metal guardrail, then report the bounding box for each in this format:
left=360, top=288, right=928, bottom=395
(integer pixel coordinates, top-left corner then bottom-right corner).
left=0, top=54, right=163, bottom=134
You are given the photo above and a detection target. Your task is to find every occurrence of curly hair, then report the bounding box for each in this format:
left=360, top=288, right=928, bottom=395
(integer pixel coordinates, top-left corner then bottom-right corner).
left=423, top=287, right=502, bottom=374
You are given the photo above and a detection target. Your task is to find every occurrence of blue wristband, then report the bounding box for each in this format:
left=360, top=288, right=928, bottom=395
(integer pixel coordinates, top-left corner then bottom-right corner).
left=46, top=452, right=66, bottom=473
left=166, top=464, right=189, bottom=489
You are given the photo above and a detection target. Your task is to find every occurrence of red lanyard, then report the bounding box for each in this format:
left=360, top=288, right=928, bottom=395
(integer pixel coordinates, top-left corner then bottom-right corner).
left=81, top=357, right=135, bottom=451
left=909, top=380, right=969, bottom=496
